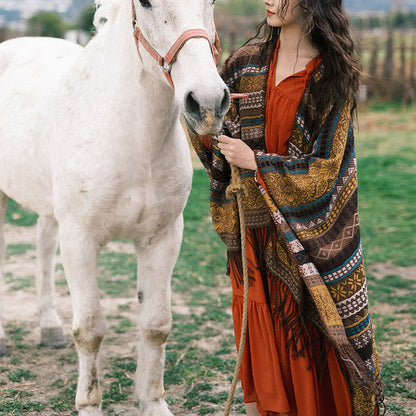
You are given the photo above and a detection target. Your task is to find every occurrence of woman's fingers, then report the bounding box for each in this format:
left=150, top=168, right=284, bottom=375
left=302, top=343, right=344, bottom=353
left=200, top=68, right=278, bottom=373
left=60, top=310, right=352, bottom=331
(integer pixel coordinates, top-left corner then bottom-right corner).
left=217, top=137, right=231, bottom=160
left=218, top=134, right=232, bottom=143
left=217, top=135, right=231, bottom=155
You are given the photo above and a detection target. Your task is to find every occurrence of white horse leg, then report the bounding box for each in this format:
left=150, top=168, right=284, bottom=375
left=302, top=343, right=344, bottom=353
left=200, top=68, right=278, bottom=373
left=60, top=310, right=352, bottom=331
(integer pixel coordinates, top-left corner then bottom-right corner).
left=36, top=216, right=66, bottom=348
left=59, top=224, right=105, bottom=416
left=0, top=191, right=8, bottom=355
left=134, top=216, right=184, bottom=416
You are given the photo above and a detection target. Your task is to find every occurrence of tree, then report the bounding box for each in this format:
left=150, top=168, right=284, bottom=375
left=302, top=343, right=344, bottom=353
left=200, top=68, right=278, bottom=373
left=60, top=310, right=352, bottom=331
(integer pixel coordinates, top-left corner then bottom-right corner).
left=77, top=4, right=96, bottom=35
left=219, top=0, right=264, bottom=16
left=27, top=11, right=65, bottom=38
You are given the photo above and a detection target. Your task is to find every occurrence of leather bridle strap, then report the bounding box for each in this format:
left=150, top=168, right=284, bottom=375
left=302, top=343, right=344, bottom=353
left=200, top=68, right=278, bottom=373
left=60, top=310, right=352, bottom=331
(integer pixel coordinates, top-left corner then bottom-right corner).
left=132, top=0, right=215, bottom=89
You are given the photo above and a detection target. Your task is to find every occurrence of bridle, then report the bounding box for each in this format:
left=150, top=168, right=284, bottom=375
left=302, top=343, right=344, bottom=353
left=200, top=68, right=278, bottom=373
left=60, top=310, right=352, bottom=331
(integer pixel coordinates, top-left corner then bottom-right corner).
left=131, top=0, right=215, bottom=89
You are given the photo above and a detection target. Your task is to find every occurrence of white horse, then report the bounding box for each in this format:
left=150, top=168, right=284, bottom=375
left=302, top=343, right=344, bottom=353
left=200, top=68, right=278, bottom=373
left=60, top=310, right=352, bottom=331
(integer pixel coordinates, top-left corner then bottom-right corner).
left=0, top=0, right=229, bottom=414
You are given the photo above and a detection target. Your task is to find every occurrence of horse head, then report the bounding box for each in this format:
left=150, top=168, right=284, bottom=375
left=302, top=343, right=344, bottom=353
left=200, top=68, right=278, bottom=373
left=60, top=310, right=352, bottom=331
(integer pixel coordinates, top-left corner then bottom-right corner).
left=131, top=0, right=230, bottom=135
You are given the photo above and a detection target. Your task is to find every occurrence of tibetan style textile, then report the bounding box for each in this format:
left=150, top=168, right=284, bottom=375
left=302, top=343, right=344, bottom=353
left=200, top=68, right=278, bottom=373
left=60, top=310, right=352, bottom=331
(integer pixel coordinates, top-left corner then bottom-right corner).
left=187, top=42, right=383, bottom=415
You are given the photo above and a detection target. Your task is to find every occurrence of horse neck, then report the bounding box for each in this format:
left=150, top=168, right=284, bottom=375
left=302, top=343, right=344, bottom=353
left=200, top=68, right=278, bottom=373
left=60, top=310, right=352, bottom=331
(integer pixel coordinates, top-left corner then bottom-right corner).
left=83, top=0, right=178, bottom=142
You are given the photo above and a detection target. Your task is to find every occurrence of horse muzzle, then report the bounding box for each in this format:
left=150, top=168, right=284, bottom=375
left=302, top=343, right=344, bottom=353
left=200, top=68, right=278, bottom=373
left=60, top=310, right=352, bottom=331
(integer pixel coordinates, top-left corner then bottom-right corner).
left=182, top=87, right=230, bottom=135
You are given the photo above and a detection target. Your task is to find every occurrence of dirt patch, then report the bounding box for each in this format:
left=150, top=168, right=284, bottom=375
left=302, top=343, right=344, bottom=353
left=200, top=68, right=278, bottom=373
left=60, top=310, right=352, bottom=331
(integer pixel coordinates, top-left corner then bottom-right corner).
left=368, top=262, right=416, bottom=281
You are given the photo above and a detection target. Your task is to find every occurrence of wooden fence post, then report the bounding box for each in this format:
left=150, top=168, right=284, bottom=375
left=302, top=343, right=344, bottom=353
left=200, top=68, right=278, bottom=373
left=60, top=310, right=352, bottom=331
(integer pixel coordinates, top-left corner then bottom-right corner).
left=383, top=29, right=394, bottom=80
left=399, top=34, right=406, bottom=80
left=369, top=39, right=379, bottom=78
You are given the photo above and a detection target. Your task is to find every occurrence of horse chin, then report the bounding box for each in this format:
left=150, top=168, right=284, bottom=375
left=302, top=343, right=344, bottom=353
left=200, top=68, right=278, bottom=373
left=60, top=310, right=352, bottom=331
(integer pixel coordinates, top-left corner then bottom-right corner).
left=182, top=113, right=223, bottom=136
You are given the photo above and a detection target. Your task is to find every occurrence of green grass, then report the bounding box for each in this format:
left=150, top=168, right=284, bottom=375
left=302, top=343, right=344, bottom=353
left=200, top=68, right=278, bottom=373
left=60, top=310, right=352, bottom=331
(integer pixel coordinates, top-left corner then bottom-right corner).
left=7, top=368, right=37, bottom=383
left=357, top=154, right=416, bottom=265
left=102, top=358, right=136, bottom=408
left=5, top=324, right=29, bottom=340
left=367, top=274, right=416, bottom=309
left=110, top=317, right=133, bottom=334
left=0, top=399, right=45, bottom=415
left=1, top=106, right=415, bottom=415
left=5, top=244, right=35, bottom=256
left=4, top=274, right=34, bottom=291
left=49, top=373, right=77, bottom=414
left=97, top=252, right=136, bottom=297
left=4, top=199, right=38, bottom=227
left=356, top=105, right=416, bottom=266
left=173, top=170, right=226, bottom=303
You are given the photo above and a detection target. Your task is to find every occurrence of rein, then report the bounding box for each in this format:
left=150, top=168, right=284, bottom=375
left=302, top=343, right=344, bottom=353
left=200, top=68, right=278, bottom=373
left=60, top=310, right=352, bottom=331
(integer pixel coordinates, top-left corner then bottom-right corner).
left=224, top=164, right=249, bottom=416
left=131, top=0, right=215, bottom=89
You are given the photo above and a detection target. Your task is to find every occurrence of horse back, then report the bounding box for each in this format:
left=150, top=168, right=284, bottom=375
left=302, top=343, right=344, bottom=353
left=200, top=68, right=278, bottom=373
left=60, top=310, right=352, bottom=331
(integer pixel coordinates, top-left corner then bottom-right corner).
left=0, top=37, right=83, bottom=216
left=0, top=37, right=82, bottom=95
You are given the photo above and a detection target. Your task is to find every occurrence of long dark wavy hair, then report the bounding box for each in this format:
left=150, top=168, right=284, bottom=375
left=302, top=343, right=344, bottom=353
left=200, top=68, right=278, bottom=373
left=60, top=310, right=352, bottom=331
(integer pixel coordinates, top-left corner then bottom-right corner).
left=251, top=0, right=361, bottom=125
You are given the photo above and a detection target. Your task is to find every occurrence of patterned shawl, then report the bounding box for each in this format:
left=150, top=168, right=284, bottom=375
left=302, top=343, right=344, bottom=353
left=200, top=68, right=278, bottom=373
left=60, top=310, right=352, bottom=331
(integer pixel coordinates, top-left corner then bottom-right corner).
left=186, top=41, right=384, bottom=415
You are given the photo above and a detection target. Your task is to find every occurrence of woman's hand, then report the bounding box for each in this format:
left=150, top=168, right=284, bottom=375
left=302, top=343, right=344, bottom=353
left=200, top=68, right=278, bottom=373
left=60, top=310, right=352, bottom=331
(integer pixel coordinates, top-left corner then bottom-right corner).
left=217, top=135, right=257, bottom=170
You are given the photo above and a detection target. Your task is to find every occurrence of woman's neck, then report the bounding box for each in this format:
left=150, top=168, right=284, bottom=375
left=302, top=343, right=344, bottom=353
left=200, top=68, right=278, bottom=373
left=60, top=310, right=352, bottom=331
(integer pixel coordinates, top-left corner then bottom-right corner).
left=278, top=23, right=318, bottom=61
left=272, top=22, right=320, bottom=85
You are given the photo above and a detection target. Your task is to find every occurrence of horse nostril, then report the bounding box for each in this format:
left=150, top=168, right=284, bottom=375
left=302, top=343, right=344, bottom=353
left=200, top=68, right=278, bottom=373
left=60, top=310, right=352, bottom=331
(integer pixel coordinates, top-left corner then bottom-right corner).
left=218, top=88, right=230, bottom=118
left=185, top=91, right=201, bottom=119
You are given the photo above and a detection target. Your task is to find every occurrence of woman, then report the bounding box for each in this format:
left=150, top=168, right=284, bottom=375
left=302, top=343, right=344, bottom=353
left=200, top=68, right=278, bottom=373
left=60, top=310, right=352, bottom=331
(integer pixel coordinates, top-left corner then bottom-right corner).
left=187, top=0, right=384, bottom=415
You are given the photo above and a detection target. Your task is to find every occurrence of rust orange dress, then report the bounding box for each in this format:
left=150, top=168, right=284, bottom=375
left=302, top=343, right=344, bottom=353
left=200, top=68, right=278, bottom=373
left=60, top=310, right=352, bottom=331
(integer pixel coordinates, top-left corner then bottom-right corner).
left=230, top=40, right=356, bottom=416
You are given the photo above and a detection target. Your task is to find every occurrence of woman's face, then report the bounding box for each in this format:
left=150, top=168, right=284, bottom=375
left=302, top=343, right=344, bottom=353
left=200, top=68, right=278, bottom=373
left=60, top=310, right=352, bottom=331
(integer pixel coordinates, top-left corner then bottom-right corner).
left=264, top=0, right=302, bottom=28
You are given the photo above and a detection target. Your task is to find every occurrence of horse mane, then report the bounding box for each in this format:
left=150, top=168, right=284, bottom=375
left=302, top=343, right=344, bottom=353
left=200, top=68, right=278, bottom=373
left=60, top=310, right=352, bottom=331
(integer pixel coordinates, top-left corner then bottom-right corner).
left=94, top=0, right=122, bottom=31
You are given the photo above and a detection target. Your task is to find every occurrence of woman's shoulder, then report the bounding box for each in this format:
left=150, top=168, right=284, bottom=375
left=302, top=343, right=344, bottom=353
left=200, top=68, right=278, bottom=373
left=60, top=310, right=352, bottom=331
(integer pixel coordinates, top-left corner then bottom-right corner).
left=220, top=42, right=268, bottom=86
left=232, top=41, right=264, bottom=59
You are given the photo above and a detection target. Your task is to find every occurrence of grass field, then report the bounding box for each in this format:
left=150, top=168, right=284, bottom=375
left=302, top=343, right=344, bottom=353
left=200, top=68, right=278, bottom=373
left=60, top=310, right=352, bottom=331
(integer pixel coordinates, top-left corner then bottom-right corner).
left=0, top=103, right=415, bottom=415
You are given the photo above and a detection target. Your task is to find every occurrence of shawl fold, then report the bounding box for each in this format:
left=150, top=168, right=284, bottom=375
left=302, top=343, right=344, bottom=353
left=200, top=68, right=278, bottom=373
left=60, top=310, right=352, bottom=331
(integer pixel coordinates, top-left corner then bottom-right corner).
left=185, top=42, right=383, bottom=416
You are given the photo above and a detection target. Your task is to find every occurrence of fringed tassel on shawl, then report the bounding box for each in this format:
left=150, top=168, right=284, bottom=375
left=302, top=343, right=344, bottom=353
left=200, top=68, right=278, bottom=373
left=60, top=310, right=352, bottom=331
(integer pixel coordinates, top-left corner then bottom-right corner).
left=270, top=272, right=331, bottom=378
left=336, top=342, right=385, bottom=409
left=227, top=224, right=330, bottom=376
left=227, top=224, right=273, bottom=291
left=228, top=250, right=244, bottom=287
left=247, top=226, right=272, bottom=307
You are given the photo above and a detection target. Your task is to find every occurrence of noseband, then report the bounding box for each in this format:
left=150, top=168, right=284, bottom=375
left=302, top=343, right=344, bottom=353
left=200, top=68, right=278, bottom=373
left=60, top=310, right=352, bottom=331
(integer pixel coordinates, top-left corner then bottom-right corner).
left=131, top=0, right=215, bottom=89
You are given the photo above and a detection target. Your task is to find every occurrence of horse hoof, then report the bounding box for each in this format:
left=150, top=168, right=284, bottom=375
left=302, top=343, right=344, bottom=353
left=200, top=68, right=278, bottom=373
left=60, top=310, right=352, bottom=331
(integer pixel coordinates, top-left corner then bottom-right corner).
left=0, top=338, right=8, bottom=356
left=40, top=327, right=67, bottom=349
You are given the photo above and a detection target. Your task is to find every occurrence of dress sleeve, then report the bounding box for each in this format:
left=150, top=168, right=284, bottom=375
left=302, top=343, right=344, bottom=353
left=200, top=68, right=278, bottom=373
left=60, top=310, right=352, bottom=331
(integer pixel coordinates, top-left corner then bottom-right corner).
left=255, top=101, right=353, bottom=209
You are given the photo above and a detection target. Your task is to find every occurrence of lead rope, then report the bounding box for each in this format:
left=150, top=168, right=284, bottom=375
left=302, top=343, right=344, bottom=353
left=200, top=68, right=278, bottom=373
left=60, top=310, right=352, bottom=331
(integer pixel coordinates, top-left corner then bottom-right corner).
left=224, top=163, right=249, bottom=416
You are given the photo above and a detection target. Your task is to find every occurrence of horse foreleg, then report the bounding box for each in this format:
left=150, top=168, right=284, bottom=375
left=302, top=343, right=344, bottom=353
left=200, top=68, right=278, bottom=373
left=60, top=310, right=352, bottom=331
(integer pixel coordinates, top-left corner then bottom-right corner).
left=134, top=216, right=184, bottom=416
left=59, top=224, right=105, bottom=416
left=36, top=216, right=66, bottom=348
left=0, top=191, right=8, bottom=355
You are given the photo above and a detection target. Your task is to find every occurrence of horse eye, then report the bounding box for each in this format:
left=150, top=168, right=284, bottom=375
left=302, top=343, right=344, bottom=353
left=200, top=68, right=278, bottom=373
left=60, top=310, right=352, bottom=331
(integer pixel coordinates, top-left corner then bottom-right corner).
left=139, top=0, right=151, bottom=8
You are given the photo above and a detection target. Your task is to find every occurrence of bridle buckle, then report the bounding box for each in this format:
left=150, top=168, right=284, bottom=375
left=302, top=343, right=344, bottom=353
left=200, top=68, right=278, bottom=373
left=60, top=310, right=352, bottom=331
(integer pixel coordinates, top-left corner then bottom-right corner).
left=159, top=57, right=172, bottom=74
